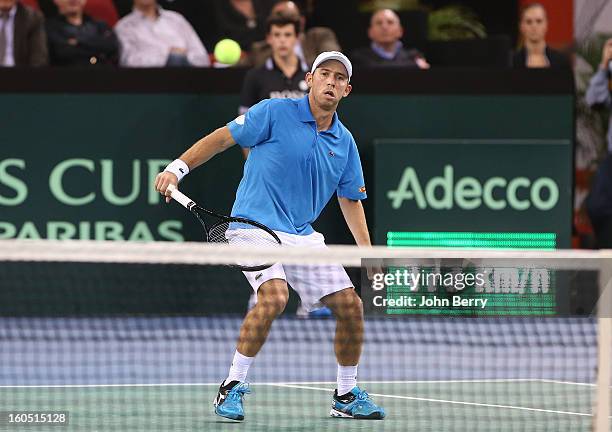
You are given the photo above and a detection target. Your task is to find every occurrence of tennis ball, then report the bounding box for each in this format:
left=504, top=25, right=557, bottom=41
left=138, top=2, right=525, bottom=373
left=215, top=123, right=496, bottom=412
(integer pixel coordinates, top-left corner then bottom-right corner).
left=214, top=39, right=242, bottom=65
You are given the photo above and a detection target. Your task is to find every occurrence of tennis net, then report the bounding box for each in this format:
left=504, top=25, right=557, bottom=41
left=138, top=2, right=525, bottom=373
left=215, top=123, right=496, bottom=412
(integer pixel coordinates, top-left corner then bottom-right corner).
left=0, top=240, right=611, bottom=432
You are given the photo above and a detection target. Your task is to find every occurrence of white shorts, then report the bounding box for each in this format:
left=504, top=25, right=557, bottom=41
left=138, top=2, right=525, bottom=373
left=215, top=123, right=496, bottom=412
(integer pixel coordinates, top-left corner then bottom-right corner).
left=232, top=230, right=354, bottom=312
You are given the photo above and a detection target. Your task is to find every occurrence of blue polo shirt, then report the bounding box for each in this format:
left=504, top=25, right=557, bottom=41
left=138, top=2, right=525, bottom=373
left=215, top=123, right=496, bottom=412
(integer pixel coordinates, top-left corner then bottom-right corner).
left=227, top=95, right=367, bottom=235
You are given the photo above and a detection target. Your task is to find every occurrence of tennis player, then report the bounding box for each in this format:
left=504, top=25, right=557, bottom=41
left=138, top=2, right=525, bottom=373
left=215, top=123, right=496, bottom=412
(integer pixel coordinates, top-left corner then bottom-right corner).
left=155, top=51, right=385, bottom=421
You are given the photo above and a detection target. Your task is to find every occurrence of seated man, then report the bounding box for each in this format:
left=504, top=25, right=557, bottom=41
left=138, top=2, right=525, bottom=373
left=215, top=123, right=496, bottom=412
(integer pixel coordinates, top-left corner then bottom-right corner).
left=46, top=0, right=118, bottom=66
left=0, top=0, right=48, bottom=66
left=250, top=0, right=340, bottom=68
left=115, top=0, right=209, bottom=67
left=351, top=8, right=429, bottom=69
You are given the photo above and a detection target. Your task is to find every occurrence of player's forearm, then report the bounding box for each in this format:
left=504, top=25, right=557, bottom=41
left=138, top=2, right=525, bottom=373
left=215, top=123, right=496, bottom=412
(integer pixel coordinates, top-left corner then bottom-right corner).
left=338, top=197, right=372, bottom=246
left=179, top=126, right=235, bottom=170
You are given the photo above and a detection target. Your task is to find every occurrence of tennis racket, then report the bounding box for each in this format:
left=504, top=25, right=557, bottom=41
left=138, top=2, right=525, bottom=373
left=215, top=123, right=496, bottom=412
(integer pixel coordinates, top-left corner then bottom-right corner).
left=166, top=184, right=281, bottom=271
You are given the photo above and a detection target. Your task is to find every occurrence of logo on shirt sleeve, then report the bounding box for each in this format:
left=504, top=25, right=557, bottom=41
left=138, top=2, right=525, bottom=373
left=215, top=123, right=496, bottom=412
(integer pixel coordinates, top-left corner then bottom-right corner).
left=235, top=114, right=245, bottom=125
left=359, top=186, right=366, bottom=193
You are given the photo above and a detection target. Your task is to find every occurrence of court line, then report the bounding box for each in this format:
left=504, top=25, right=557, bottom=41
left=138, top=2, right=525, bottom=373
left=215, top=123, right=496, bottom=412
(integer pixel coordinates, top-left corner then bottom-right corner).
left=538, top=379, right=596, bottom=387
left=271, top=383, right=595, bottom=418
left=0, top=378, right=592, bottom=388
left=0, top=379, right=559, bottom=388
left=298, top=379, right=564, bottom=385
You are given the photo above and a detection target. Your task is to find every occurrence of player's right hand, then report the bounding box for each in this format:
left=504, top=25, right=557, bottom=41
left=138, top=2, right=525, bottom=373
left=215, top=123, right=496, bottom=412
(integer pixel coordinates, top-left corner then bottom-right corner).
left=154, top=172, right=178, bottom=203
left=601, top=39, right=612, bottom=69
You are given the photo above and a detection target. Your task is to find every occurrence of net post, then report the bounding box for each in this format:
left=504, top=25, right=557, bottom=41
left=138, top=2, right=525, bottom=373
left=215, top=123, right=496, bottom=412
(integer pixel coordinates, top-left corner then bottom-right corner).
left=594, top=258, right=612, bottom=432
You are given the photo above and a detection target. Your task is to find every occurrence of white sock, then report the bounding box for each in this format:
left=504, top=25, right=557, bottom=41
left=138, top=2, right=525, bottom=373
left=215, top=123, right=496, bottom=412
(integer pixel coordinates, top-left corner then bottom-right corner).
left=337, top=364, right=358, bottom=396
left=224, top=350, right=254, bottom=385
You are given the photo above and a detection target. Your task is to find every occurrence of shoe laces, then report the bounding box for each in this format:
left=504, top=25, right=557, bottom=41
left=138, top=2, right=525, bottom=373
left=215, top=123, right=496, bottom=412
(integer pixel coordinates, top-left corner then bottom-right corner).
left=355, top=389, right=370, bottom=401
left=227, top=383, right=250, bottom=402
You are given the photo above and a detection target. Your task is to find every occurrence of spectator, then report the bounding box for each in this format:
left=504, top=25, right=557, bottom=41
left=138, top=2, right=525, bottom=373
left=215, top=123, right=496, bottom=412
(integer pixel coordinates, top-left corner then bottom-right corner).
left=46, top=0, right=118, bottom=66
left=587, top=154, right=612, bottom=248
left=351, top=8, right=429, bottom=69
left=0, top=0, right=48, bottom=66
left=39, top=0, right=120, bottom=27
left=115, top=0, right=209, bottom=67
left=250, top=0, right=340, bottom=68
left=513, top=3, right=569, bottom=69
left=239, top=14, right=308, bottom=144
left=113, top=0, right=213, bottom=47
left=211, top=0, right=267, bottom=53
left=586, top=38, right=612, bottom=153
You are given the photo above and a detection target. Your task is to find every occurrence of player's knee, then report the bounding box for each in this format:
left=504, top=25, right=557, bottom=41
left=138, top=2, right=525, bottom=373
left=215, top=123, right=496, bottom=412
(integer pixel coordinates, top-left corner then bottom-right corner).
left=333, top=289, right=363, bottom=321
left=257, top=283, right=289, bottom=318
left=263, top=294, right=288, bottom=317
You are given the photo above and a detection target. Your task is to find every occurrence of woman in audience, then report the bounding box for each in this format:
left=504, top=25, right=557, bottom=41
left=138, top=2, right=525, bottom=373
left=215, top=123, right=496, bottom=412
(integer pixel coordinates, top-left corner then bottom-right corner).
left=513, top=3, right=569, bottom=69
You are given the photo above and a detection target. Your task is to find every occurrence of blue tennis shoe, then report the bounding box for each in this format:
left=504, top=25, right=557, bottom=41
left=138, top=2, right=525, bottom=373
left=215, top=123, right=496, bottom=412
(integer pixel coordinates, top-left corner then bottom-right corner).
left=330, top=386, right=386, bottom=419
left=214, top=380, right=250, bottom=420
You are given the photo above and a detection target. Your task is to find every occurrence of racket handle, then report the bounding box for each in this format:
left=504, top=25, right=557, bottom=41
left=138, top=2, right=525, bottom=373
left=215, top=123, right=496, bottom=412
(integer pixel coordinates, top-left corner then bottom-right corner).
left=167, top=184, right=194, bottom=209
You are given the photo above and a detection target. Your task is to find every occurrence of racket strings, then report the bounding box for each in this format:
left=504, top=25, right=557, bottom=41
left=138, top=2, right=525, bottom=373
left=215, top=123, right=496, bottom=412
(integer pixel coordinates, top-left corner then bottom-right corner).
left=209, top=222, right=280, bottom=247
left=208, top=222, right=281, bottom=271
left=208, top=222, right=231, bottom=244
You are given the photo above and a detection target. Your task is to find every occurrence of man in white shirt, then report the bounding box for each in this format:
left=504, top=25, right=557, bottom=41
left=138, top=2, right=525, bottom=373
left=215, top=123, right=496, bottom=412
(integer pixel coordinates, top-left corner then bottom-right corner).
left=115, top=0, right=209, bottom=67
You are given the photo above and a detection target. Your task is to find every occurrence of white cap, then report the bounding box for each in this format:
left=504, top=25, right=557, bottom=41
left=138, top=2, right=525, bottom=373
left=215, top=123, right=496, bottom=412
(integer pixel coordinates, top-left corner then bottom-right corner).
left=310, top=51, right=352, bottom=80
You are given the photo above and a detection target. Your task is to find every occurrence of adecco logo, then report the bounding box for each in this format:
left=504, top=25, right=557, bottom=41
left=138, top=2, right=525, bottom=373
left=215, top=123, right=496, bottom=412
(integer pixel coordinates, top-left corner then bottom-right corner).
left=387, top=165, right=559, bottom=211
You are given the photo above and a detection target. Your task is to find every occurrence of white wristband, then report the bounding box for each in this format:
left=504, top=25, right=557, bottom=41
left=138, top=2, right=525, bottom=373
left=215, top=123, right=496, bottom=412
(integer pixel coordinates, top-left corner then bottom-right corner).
left=164, top=159, right=189, bottom=182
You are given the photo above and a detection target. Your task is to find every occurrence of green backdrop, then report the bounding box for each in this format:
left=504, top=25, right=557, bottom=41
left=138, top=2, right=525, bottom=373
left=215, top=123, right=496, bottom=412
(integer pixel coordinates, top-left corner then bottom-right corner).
left=0, top=93, right=573, bottom=246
